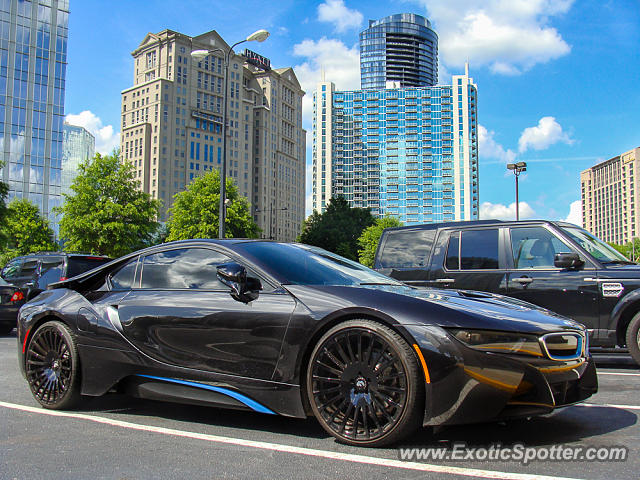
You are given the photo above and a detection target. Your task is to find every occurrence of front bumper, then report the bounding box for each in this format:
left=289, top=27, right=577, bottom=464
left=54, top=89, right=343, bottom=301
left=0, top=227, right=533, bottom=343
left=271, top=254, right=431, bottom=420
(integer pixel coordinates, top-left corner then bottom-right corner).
left=404, top=325, right=598, bottom=427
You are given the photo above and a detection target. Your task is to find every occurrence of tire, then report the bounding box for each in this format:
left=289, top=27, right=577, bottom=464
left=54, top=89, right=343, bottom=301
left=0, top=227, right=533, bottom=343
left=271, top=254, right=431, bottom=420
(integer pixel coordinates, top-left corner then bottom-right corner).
left=626, top=312, right=640, bottom=367
left=0, top=324, right=14, bottom=336
left=306, top=319, right=424, bottom=447
left=25, top=321, right=82, bottom=409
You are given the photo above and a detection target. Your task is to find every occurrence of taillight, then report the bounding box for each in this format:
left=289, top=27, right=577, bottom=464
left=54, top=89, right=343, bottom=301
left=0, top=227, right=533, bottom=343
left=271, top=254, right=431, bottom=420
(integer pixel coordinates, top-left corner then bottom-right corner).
left=10, top=291, right=24, bottom=302
left=59, top=276, right=68, bottom=281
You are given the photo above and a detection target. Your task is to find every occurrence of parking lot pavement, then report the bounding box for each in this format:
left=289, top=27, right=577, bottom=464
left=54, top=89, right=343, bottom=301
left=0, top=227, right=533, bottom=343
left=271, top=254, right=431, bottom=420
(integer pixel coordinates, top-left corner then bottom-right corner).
left=1, top=330, right=638, bottom=480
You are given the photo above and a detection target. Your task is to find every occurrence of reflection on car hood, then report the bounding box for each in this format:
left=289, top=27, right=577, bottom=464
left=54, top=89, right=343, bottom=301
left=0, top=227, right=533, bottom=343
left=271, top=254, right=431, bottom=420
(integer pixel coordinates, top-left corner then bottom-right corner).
left=285, top=283, right=583, bottom=334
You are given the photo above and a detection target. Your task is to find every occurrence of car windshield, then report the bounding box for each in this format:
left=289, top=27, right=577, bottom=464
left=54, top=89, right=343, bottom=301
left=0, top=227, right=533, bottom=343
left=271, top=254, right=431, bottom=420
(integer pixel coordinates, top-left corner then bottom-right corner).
left=234, top=242, right=403, bottom=286
left=561, top=226, right=632, bottom=264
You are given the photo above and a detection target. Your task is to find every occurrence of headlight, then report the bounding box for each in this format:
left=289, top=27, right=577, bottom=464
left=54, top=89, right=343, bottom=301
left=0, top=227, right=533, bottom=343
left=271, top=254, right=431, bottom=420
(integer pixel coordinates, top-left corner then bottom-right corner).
left=449, top=329, right=544, bottom=357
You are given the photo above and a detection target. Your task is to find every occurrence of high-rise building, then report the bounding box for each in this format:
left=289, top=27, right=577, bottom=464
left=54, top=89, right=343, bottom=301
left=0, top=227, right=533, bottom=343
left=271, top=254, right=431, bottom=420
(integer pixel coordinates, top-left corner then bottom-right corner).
left=581, top=147, right=640, bottom=244
left=312, top=14, right=478, bottom=224
left=0, top=0, right=69, bottom=235
left=62, top=122, right=94, bottom=198
left=360, top=13, right=438, bottom=90
left=121, top=29, right=305, bottom=241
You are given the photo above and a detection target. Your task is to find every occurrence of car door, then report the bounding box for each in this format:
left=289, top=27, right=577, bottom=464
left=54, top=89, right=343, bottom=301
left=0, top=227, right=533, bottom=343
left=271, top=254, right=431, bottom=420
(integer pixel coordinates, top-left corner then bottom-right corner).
left=429, top=227, right=509, bottom=294
left=506, top=225, right=600, bottom=329
left=114, top=246, right=297, bottom=380
left=375, top=228, right=437, bottom=286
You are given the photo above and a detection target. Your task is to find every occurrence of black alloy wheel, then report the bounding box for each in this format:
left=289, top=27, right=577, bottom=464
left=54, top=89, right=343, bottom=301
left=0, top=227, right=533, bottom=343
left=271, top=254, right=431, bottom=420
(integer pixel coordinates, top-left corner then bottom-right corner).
left=25, top=321, right=81, bottom=409
left=626, top=312, right=640, bottom=367
left=307, top=319, right=424, bottom=446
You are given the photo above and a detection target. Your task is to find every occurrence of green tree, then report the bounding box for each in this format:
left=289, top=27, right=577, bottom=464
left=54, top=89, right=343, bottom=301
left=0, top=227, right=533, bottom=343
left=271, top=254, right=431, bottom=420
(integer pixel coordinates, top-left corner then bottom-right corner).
left=166, top=169, right=260, bottom=241
left=357, top=216, right=403, bottom=267
left=0, top=160, right=10, bottom=247
left=1, top=198, right=57, bottom=264
left=57, top=151, right=161, bottom=257
left=298, top=197, right=376, bottom=261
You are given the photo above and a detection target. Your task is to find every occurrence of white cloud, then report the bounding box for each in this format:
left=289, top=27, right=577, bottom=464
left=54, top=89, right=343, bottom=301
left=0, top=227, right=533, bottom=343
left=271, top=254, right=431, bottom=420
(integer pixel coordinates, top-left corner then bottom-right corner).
left=413, top=0, right=573, bottom=74
left=293, top=37, right=360, bottom=127
left=65, top=110, right=120, bottom=155
left=563, top=200, right=582, bottom=225
left=478, top=124, right=516, bottom=164
left=480, top=201, right=536, bottom=220
left=317, top=0, right=363, bottom=33
left=518, top=116, right=574, bottom=153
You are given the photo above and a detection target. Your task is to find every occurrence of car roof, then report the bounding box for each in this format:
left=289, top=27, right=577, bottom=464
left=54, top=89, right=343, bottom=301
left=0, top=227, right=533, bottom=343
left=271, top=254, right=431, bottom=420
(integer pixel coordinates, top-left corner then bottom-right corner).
left=382, top=219, right=580, bottom=233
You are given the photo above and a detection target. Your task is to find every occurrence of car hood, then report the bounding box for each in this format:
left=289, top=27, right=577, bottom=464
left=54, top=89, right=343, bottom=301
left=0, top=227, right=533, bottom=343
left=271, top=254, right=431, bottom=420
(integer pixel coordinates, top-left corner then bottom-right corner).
left=284, top=284, right=584, bottom=335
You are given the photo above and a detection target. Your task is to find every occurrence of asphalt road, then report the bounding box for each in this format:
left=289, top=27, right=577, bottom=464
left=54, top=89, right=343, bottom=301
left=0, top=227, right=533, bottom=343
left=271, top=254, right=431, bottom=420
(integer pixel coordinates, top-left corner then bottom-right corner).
left=1, top=329, right=638, bottom=480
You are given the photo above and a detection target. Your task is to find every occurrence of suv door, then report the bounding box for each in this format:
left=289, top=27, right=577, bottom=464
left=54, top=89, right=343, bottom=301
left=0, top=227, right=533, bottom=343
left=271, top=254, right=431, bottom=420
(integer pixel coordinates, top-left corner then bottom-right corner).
left=114, top=246, right=296, bottom=380
left=37, top=256, right=65, bottom=290
left=430, top=227, right=509, bottom=293
left=506, top=225, right=600, bottom=330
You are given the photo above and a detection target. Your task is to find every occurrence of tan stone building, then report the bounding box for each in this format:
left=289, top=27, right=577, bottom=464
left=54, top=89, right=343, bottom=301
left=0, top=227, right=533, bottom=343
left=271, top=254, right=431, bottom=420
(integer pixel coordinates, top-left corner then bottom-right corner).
left=120, top=29, right=306, bottom=241
left=581, top=147, right=640, bottom=244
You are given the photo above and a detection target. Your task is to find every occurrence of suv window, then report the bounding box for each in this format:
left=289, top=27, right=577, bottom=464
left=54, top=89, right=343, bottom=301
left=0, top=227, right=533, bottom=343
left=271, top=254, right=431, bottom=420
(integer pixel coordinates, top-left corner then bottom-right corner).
left=20, top=259, right=40, bottom=279
left=140, top=248, right=233, bottom=290
left=1, top=258, right=23, bottom=281
left=379, top=229, right=436, bottom=268
left=510, top=227, right=574, bottom=269
left=39, top=257, right=64, bottom=286
left=67, top=256, right=111, bottom=278
left=446, top=229, right=499, bottom=270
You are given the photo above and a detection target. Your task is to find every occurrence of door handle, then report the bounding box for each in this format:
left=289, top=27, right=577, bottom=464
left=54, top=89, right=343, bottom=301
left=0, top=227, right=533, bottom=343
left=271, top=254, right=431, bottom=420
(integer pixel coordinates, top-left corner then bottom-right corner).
left=434, top=278, right=455, bottom=283
left=514, top=277, right=533, bottom=284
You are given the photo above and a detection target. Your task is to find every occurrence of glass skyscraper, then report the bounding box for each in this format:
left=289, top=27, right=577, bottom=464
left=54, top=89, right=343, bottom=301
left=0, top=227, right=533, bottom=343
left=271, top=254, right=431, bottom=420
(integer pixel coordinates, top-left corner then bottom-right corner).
left=312, top=14, right=479, bottom=225
left=62, top=122, right=94, bottom=198
left=360, top=13, right=438, bottom=90
left=0, top=0, right=69, bottom=235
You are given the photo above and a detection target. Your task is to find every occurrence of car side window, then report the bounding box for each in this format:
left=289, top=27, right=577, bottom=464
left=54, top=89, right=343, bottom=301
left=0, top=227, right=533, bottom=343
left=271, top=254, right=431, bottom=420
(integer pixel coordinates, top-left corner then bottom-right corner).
left=378, top=229, right=436, bottom=268
left=20, top=259, right=40, bottom=279
left=446, top=229, right=499, bottom=270
left=110, top=259, right=139, bottom=290
left=1, top=259, right=23, bottom=280
left=510, top=227, right=574, bottom=269
left=140, top=248, right=234, bottom=290
left=38, top=257, right=64, bottom=286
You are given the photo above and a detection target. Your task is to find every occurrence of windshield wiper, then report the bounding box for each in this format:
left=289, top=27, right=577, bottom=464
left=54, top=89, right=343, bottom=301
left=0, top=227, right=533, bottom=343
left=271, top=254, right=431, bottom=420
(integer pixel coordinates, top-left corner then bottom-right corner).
left=359, top=282, right=402, bottom=286
left=603, top=260, right=636, bottom=265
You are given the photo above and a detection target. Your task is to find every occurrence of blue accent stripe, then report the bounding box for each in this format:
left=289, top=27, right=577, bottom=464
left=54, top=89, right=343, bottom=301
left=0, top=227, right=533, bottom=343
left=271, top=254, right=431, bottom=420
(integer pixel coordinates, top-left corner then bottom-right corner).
left=136, top=375, right=276, bottom=415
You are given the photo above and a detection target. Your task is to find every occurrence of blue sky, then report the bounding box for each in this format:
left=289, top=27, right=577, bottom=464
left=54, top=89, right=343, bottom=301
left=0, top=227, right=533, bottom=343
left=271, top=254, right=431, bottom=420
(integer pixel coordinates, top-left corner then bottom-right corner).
left=63, top=0, right=640, bottom=224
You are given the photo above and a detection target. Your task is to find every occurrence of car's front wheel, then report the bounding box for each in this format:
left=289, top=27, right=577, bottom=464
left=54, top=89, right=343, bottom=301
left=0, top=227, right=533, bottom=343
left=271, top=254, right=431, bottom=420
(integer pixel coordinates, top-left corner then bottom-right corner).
left=25, top=320, right=82, bottom=409
left=626, top=312, right=640, bottom=367
left=307, top=319, right=424, bottom=447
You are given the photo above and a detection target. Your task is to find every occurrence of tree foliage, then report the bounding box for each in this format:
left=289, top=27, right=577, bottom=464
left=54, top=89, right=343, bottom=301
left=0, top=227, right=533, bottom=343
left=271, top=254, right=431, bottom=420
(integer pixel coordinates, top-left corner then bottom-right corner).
left=1, top=198, right=57, bottom=265
left=357, top=216, right=403, bottom=267
left=57, top=152, right=161, bottom=258
left=608, top=240, right=639, bottom=261
left=298, top=197, right=376, bottom=261
left=166, top=169, right=260, bottom=241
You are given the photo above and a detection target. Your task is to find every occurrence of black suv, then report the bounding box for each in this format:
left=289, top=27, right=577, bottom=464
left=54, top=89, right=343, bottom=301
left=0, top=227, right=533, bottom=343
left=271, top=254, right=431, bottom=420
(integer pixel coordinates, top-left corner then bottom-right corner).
left=374, top=220, right=640, bottom=365
left=0, top=252, right=111, bottom=334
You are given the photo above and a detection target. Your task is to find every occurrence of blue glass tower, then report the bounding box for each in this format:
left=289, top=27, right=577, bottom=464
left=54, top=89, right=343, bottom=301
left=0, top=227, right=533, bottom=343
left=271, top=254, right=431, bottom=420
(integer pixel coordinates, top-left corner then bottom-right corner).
left=0, top=0, right=69, bottom=236
left=360, top=13, right=438, bottom=90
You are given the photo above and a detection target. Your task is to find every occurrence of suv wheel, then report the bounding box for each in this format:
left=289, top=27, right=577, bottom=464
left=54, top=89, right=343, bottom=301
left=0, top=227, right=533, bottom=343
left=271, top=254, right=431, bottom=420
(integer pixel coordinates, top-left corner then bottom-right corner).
left=626, top=312, right=640, bottom=367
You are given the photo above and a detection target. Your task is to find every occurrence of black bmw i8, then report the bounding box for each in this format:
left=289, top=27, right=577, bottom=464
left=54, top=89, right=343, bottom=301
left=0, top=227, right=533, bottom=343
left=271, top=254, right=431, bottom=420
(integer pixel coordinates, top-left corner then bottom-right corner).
left=17, top=240, right=597, bottom=446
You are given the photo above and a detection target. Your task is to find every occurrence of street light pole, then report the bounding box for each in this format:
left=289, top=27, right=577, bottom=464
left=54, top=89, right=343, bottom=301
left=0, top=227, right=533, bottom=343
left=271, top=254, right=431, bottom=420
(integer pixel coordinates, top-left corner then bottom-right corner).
left=255, top=205, right=288, bottom=240
left=191, top=29, right=269, bottom=239
left=507, top=161, right=527, bottom=221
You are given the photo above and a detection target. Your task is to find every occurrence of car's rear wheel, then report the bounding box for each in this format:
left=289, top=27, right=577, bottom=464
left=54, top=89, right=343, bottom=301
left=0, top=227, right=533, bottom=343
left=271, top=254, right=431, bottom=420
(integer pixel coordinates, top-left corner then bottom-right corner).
left=25, top=321, right=81, bottom=409
left=307, top=319, right=424, bottom=447
left=626, top=312, right=640, bottom=367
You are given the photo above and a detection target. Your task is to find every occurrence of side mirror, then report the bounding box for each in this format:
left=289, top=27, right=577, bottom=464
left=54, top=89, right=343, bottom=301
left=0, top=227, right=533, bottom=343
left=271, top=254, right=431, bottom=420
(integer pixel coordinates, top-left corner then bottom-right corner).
left=216, top=262, right=261, bottom=303
left=554, top=252, right=584, bottom=269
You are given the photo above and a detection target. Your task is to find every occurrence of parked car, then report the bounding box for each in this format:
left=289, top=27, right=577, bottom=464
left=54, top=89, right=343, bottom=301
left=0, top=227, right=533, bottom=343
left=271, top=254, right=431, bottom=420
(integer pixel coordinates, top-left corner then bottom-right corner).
left=0, top=252, right=111, bottom=334
left=18, top=240, right=596, bottom=446
left=0, top=277, right=26, bottom=335
left=374, top=219, right=640, bottom=366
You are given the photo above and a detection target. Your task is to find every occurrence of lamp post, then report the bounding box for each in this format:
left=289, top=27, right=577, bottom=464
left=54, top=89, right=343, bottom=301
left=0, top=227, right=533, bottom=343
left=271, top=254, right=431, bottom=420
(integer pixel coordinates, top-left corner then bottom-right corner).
left=191, top=29, right=269, bottom=239
left=507, top=161, right=527, bottom=221
left=255, top=205, right=288, bottom=240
